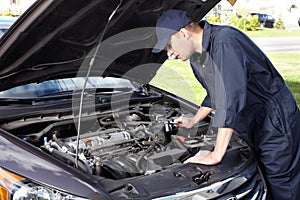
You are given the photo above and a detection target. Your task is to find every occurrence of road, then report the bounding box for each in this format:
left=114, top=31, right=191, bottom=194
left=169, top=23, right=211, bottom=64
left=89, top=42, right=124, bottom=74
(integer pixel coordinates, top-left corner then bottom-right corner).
left=251, top=37, right=300, bottom=54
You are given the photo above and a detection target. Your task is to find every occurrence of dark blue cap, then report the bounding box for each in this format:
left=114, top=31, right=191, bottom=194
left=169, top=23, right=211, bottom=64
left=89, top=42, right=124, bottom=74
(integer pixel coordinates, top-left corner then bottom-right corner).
left=152, top=10, right=191, bottom=53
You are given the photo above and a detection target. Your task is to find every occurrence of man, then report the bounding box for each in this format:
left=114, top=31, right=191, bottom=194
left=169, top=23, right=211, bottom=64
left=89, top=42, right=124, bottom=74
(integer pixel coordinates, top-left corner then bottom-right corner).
left=152, top=10, right=300, bottom=200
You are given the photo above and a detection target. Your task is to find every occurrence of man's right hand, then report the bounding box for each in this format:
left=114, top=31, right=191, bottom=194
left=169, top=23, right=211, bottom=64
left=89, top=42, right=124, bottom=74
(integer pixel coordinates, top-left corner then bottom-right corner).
left=175, top=106, right=212, bottom=129
left=174, top=116, right=195, bottom=128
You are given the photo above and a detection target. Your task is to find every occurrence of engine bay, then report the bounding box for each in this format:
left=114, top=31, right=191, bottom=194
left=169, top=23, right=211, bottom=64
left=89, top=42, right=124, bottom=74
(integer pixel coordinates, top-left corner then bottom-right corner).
left=12, top=100, right=218, bottom=180
left=0, top=90, right=257, bottom=199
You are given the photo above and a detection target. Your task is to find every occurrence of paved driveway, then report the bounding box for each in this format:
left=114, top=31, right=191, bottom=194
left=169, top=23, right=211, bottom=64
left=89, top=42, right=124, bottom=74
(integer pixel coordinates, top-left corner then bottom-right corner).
left=252, top=37, right=300, bottom=53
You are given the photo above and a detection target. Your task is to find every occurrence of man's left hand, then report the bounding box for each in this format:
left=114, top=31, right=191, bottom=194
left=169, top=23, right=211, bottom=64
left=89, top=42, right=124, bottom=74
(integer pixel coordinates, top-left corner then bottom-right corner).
left=183, top=150, right=221, bottom=165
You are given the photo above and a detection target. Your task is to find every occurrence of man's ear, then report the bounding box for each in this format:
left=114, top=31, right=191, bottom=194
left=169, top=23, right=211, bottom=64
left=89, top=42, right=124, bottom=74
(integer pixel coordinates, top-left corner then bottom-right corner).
left=179, top=27, right=190, bottom=39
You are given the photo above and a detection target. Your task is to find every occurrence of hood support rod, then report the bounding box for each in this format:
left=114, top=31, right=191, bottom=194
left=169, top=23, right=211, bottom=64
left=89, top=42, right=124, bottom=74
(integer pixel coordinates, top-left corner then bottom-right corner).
left=75, top=0, right=124, bottom=169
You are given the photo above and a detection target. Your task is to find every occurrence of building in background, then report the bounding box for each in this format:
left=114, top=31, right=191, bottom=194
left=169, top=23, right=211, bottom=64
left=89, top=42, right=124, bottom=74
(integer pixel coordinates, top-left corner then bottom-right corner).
left=0, top=0, right=36, bottom=16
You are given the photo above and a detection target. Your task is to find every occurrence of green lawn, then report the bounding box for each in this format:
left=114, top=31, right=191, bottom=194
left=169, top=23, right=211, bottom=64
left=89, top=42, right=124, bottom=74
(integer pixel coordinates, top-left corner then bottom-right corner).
left=150, top=59, right=206, bottom=105
left=150, top=53, right=300, bottom=107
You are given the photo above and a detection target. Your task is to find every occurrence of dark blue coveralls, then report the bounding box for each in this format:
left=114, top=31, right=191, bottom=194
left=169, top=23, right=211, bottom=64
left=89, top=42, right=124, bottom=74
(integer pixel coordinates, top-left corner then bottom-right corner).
left=190, top=21, right=300, bottom=200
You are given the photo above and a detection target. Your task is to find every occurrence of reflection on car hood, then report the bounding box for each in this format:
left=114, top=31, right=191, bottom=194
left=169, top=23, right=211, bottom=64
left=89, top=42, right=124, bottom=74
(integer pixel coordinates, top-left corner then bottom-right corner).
left=0, top=0, right=221, bottom=91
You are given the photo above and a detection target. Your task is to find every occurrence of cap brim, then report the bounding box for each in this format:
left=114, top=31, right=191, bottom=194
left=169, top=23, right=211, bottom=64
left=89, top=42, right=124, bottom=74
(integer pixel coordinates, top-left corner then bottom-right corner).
left=152, top=37, right=169, bottom=53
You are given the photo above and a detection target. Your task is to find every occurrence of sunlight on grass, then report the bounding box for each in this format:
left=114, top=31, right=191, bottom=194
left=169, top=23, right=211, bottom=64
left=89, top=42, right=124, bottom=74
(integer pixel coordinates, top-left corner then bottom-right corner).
left=150, top=60, right=206, bottom=105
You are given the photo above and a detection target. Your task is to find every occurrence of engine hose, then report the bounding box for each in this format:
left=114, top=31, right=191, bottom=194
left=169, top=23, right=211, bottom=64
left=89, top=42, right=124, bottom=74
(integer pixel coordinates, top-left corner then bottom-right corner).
left=135, top=141, right=156, bottom=173
left=33, top=119, right=75, bottom=142
left=49, top=141, right=62, bottom=151
left=135, top=152, right=147, bottom=173
left=99, top=115, right=115, bottom=125
left=166, top=108, right=181, bottom=119
left=49, top=148, right=92, bottom=175
left=99, top=110, right=150, bottom=126
left=52, top=131, right=64, bottom=148
left=128, top=110, right=150, bottom=118
left=115, top=107, right=150, bottom=118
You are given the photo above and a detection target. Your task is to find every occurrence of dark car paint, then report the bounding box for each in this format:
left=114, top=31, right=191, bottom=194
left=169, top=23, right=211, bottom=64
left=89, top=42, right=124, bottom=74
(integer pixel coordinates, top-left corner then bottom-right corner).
left=0, top=0, right=220, bottom=91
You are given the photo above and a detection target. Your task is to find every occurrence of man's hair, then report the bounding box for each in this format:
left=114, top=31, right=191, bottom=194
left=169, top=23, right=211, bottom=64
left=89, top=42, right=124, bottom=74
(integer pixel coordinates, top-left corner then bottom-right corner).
left=184, top=22, right=199, bottom=32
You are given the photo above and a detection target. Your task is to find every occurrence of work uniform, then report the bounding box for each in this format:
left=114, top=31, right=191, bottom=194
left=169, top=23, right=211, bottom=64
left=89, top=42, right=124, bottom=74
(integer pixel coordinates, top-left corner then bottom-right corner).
left=190, top=21, right=300, bottom=200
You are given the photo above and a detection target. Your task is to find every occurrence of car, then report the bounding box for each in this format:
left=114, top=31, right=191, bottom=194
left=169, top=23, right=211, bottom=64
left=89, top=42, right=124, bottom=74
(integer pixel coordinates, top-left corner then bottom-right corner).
left=0, top=16, right=18, bottom=38
left=250, top=13, right=275, bottom=28
left=0, top=0, right=267, bottom=200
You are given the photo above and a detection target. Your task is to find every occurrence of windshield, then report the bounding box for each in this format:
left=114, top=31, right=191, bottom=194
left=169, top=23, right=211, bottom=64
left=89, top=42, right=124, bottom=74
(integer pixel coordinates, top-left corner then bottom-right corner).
left=0, top=16, right=18, bottom=38
left=0, top=77, right=136, bottom=98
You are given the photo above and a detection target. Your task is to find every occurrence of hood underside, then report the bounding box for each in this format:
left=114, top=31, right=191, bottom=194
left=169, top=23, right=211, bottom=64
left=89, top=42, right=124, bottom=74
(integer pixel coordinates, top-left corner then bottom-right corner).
left=0, top=0, right=221, bottom=91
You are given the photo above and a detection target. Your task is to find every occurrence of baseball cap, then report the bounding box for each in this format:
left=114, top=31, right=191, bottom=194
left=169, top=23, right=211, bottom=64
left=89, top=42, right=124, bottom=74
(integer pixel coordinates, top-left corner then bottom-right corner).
left=152, top=10, right=191, bottom=53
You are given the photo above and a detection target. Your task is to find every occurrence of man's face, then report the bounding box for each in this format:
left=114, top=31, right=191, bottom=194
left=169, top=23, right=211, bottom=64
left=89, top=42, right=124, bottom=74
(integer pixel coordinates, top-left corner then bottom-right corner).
left=166, top=30, right=194, bottom=61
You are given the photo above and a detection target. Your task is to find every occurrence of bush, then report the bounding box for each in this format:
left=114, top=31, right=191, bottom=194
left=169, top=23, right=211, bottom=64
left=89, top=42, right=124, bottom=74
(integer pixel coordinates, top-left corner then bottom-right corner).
left=274, top=17, right=285, bottom=30
left=246, top=14, right=259, bottom=31
left=237, top=16, right=247, bottom=30
left=207, top=14, right=222, bottom=24
left=228, top=13, right=259, bottom=31
left=2, top=10, right=12, bottom=16
left=229, top=14, right=240, bottom=27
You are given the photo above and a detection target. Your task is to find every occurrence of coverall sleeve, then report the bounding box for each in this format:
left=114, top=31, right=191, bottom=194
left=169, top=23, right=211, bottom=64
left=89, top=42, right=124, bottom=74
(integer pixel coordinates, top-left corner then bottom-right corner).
left=201, top=95, right=212, bottom=108
left=211, top=42, right=247, bottom=129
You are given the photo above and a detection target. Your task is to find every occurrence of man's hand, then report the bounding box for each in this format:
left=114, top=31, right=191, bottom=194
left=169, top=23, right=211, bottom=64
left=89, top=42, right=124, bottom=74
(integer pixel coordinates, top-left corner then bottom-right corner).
left=183, top=150, right=221, bottom=165
left=174, top=106, right=212, bottom=129
left=174, top=116, right=195, bottom=128
left=184, top=128, right=233, bottom=165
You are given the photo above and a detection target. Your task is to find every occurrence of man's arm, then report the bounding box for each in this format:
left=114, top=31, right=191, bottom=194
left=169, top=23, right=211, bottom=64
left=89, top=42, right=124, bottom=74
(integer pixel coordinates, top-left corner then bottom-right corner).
left=184, top=127, right=233, bottom=165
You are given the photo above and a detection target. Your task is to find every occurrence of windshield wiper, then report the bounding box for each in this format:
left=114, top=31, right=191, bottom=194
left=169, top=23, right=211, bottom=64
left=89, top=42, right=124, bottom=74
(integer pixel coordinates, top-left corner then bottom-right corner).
left=0, top=90, right=75, bottom=105
left=0, top=95, right=72, bottom=105
left=0, top=87, right=135, bottom=105
left=0, top=97, right=35, bottom=104
left=39, top=90, right=74, bottom=97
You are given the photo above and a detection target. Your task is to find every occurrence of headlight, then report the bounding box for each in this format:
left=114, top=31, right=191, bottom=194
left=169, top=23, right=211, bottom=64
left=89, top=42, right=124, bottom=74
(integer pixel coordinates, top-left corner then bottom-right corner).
left=0, top=167, right=88, bottom=200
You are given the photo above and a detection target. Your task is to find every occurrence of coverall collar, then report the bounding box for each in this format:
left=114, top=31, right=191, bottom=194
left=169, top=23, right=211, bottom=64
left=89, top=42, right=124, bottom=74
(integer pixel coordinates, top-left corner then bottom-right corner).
left=199, top=20, right=212, bottom=52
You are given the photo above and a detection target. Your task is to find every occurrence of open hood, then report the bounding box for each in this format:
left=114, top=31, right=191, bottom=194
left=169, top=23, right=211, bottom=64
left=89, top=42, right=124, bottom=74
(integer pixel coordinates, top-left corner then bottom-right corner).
left=0, top=0, right=222, bottom=91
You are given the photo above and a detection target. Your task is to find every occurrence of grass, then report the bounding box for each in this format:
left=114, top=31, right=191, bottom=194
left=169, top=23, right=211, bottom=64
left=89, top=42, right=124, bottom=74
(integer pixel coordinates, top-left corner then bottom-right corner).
left=151, top=60, right=206, bottom=104
left=150, top=53, right=300, bottom=107
left=150, top=60, right=206, bottom=105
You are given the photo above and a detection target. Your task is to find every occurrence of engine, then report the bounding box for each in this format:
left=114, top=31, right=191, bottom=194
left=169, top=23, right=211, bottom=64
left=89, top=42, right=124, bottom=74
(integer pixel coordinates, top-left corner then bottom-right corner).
left=20, top=101, right=215, bottom=180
